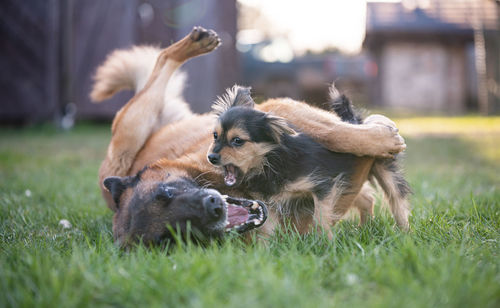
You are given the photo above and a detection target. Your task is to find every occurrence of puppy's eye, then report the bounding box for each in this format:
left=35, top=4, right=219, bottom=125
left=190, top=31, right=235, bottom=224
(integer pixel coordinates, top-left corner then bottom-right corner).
left=213, top=132, right=218, bottom=140
left=231, top=137, right=245, bottom=147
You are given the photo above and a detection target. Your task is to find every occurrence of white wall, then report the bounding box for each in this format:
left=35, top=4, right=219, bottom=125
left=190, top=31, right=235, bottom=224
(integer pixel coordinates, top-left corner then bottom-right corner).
left=380, top=41, right=466, bottom=113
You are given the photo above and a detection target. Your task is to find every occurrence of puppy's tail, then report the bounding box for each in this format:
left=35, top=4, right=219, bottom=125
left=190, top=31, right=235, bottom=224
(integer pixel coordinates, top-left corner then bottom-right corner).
left=327, top=83, right=411, bottom=230
left=327, top=84, right=363, bottom=124
left=90, top=45, right=186, bottom=104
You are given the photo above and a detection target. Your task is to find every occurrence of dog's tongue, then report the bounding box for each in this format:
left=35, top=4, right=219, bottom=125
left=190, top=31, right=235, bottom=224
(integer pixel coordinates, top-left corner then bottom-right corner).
left=226, top=204, right=249, bottom=229
left=224, top=165, right=237, bottom=186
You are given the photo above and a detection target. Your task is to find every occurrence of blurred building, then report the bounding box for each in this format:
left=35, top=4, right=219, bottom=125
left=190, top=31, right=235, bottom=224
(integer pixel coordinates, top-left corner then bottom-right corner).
left=364, top=0, right=500, bottom=114
left=238, top=38, right=375, bottom=108
left=0, top=0, right=238, bottom=125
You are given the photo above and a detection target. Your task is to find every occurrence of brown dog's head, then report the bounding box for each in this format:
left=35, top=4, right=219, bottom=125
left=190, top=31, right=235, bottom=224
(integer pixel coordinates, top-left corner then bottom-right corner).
left=103, top=164, right=267, bottom=248
left=207, top=86, right=295, bottom=187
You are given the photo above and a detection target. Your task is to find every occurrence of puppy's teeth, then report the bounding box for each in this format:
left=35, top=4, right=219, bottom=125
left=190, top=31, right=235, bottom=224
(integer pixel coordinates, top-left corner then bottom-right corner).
left=253, top=219, right=260, bottom=225
left=251, top=201, right=259, bottom=210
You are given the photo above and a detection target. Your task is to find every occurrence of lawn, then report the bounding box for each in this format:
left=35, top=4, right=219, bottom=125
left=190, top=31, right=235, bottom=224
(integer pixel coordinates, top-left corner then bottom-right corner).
left=1, top=117, right=499, bottom=308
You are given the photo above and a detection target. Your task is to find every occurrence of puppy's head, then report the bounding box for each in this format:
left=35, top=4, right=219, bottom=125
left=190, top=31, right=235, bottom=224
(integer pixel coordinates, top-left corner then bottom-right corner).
left=207, top=86, right=295, bottom=187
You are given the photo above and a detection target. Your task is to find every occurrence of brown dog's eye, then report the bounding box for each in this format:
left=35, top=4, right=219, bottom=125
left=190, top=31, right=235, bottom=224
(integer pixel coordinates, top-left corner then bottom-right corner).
left=213, top=132, right=218, bottom=140
left=231, top=137, right=245, bottom=147
left=157, top=185, right=175, bottom=202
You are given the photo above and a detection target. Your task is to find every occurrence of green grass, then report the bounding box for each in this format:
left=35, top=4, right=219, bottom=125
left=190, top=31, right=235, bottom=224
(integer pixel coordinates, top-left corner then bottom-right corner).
left=1, top=119, right=499, bottom=308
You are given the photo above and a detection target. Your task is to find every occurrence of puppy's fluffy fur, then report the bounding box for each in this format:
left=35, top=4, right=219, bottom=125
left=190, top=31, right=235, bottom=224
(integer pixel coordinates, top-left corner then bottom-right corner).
left=208, top=86, right=411, bottom=232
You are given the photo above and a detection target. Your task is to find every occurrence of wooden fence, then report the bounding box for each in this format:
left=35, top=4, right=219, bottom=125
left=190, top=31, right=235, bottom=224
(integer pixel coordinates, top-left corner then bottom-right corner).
left=0, top=0, right=238, bottom=124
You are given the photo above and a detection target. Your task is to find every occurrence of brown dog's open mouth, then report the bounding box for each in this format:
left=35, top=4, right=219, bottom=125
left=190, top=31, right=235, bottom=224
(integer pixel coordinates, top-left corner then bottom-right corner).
left=223, top=164, right=241, bottom=187
left=222, top=196, right=267, bottom=233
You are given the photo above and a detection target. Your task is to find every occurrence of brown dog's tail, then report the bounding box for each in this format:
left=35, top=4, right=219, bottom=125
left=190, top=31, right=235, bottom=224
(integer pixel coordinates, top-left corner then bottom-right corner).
left=327, top=84, right=412, bottom=230
left=90, top=46, right=159, bottom=102
left=90, top=45, right=187, bottom=104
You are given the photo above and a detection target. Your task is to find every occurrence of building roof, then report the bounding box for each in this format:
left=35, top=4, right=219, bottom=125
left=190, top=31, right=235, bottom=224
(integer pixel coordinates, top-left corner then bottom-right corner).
left=366, top=0, right=499, bottom=36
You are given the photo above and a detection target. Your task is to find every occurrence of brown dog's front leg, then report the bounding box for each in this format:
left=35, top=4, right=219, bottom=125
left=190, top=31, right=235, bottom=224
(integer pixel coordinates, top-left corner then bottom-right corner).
left=258, top=99, right=405, bottom=159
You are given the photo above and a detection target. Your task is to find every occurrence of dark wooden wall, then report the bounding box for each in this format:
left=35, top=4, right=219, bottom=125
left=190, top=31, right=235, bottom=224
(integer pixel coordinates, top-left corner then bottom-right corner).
left=133, top=0, right=239, bottom=114
left=0, top=0, right=238, bottom=124
left=72, top=0, right=138, bottom=120
left=0, top=0, right=60, bottom=124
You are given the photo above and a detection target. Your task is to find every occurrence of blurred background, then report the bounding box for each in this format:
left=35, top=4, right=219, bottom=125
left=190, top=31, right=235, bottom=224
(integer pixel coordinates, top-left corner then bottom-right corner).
left=1, top=0, right=499, bottom=126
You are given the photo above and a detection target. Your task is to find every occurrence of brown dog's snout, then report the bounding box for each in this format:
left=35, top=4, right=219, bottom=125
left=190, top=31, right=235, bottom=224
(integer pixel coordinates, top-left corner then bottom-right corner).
left=204, top=194, right=224, bottom=220
left=208, top=153, right=221, bottom=165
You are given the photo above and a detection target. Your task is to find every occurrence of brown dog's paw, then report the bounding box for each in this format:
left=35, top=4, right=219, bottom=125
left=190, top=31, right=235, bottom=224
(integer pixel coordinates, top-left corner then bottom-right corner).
left=364, top=115, right=406, bottom=159
left=164, top=26, right=221, bottom=62
left=368, top=125, right=406, bottom=159
left=189, top=26, right=221, bottom=52
left=364, top=114, right=401, bottom=130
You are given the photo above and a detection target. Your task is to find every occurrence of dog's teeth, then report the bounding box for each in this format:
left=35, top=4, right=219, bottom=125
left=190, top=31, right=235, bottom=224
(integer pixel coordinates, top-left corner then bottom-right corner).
left=253, top=219, right=260, bottom=225
left=251, top=201, right=259, bottom=210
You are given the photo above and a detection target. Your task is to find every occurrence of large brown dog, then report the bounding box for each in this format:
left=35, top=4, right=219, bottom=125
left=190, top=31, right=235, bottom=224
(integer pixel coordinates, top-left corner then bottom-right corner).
left=92, top=27, right=407, bottom=247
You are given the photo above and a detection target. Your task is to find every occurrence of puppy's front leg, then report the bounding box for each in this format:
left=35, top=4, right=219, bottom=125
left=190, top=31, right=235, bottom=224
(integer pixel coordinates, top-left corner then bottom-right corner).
left=312, top=195, right=335, bottom=240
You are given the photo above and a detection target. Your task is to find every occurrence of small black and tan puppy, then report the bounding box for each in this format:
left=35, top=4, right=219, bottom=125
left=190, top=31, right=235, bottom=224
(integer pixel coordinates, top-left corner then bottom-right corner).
left=207, top=86, right=411, bottom=234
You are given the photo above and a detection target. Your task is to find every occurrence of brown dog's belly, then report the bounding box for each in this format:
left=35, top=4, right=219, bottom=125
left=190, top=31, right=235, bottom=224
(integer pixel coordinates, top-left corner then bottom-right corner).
left=131, top=114, right=215, bottom=174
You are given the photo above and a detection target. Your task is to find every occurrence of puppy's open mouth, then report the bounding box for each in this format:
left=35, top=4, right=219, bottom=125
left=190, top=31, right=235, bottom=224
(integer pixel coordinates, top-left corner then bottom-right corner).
left=223, top=164, right=241, bottom=187
left=222, top=196, right=267, bottom=233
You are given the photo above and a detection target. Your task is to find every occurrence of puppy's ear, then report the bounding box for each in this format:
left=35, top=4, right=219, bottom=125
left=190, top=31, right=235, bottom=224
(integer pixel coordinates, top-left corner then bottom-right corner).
left=212, top=85, right=255, bottom=115
left=103, top=176, right=128, bottom=210
left=266, top=114, right=296, bottom=142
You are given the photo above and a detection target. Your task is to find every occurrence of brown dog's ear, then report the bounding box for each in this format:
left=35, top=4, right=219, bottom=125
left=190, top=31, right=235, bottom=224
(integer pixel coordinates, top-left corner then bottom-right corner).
left=266, top=114, right=296, bottom=142
left=212, top=85, right=255, bottom=115
left=103, top=176, right=128, bottom=209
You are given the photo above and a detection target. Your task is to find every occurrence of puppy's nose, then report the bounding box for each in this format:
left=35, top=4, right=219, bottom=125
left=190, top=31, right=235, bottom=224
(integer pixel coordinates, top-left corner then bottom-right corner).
left=204, top=194, right=224, bottom=220
left=208, top=153, right=221, bottom=165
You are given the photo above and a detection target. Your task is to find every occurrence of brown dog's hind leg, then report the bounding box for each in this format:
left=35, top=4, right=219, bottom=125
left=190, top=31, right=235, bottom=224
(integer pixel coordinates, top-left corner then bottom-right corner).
left=100, top=27, right=220, bottom=210
left=103, top=27, right=220, bottom=175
